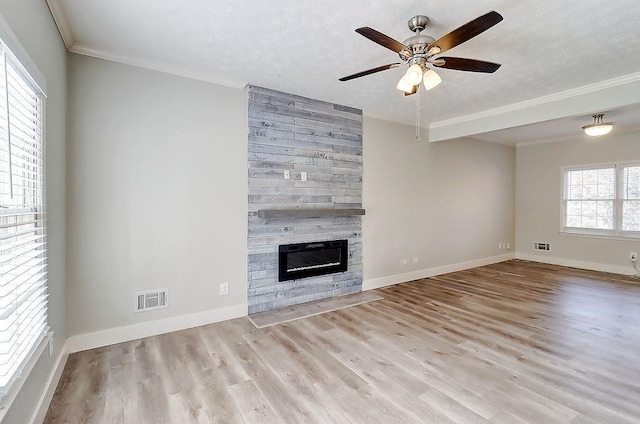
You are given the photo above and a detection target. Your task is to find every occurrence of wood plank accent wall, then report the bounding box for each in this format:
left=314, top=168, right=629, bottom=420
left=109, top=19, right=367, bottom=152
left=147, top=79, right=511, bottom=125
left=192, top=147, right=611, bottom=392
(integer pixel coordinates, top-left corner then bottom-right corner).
left=247, top=86, right=363, bottom=314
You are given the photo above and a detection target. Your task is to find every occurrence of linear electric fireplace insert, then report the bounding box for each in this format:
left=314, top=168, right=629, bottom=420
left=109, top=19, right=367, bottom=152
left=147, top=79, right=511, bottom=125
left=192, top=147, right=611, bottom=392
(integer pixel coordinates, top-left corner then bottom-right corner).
left=278, top=239, right=348, bottom=281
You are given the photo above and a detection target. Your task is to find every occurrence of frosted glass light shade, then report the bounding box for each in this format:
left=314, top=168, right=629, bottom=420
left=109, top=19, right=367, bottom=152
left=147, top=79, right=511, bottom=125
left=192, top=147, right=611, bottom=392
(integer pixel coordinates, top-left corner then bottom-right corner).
left=396, top=76, right=415, bottom=93
left=582, top=114, right=614, bottom=137
left=404, top=64, right=423, bottom=85
left=422, top=69, right=442, bottom=90
left=583, top=123, right=614, bottom=136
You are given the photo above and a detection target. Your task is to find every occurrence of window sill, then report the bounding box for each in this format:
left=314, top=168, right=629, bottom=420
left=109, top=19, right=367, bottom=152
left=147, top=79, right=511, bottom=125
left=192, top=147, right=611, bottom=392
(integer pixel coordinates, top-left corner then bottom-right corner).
left=559, top=230, right=640, bottom=242
left=0, top=331, right=53, bottom=422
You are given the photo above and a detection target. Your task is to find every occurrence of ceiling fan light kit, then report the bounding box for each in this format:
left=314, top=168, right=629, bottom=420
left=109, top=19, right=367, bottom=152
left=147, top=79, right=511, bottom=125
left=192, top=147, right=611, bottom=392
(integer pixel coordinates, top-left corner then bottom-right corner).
left=582, top=114, right=615, bottom=136
left=339, top=10, right=503, bottom=96
left=404, top=63, right=424, bottom=85
left=422, top=69, right=442, bottom=90
left=396, top=77, right=415, bottom=93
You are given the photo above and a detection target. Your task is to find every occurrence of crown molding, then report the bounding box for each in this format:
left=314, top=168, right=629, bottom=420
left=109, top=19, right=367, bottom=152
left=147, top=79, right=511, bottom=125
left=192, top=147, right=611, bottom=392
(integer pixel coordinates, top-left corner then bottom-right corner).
left=468, top=136, right=517, bottom=147
left=514, top=133, right=586, bottom=148
left=430, top=71, right=640, bottom=130
left=45, top=0, right=247, bottom=89
left=70, top=43, right=248, bottom=89
left=515, top=124, right=640, bottom=147
left=363, top=110, right=431, bottom=132
left=45, top=0, right=74, bottom=50
left=363, top=110, right=416, bottom=127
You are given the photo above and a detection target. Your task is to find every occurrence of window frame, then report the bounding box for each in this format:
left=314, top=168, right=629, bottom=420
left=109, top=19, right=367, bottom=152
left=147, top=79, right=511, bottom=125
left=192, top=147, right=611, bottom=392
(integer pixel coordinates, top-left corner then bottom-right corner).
left=619, top=163, right=640, bottom=237
left=561, top=161, right=640, bottom=239
left=0, top=34, right=50, bottom=415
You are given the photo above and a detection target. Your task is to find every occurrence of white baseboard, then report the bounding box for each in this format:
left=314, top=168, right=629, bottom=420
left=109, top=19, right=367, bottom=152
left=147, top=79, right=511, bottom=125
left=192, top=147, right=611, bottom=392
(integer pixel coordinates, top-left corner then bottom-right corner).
left=66, top=303, right=248, bottom=354
left=29, top=340, right=68, bottom=424
left=363, top=253, right=515, bottom=291
left=515, top=252, right=637, bottom=276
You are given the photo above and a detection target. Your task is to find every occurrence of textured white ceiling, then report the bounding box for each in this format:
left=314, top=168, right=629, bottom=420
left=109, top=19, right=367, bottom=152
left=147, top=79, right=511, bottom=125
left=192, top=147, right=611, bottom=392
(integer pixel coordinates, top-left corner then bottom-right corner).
left=49, top=0, right=640, bottom=136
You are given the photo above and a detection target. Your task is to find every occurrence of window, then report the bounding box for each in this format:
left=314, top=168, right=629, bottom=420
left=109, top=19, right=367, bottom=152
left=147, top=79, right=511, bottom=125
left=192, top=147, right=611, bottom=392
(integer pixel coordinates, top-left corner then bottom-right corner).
left=621, top=165, right=640, bottom=231
left=563, top=163, right=640, bottom=237
left=0, top=41, right=48, bottom=400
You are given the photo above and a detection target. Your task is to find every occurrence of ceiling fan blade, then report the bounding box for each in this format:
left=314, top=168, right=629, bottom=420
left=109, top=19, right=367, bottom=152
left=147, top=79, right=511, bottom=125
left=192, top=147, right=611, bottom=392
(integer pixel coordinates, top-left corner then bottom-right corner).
left=430, top=11, right=503, bottom=55
left=339, top=63, right=402, bottom=82
left=404, top=85, right=418, bottom=96
left=433, top=57, right=501, bottom=73
left=355, top=27, right=410, bottom=54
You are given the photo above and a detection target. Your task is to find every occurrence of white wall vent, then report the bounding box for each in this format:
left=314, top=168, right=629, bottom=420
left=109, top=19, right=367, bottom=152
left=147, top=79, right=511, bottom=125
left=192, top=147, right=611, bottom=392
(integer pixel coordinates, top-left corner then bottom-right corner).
left=135, top=289, right=168, bottom=312
left=533, top=242, right=551, bottom=251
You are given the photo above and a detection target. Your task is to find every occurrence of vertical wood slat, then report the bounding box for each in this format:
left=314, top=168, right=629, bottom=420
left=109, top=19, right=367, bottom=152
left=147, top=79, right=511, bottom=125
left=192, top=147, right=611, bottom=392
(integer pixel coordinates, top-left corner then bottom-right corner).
left=247, top=86, right=363, bottom=314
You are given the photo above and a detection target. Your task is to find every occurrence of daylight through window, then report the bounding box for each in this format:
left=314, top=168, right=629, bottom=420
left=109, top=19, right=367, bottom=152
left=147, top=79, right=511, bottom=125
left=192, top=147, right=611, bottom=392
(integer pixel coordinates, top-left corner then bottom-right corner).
left=563, top=163, right=640, bottom=237
left=0, top=41, right=48, bottom=399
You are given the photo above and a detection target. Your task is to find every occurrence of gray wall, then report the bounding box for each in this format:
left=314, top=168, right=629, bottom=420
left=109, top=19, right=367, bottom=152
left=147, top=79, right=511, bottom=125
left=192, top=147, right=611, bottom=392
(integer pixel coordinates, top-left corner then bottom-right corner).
left=0, top=1, right=68, bottom=423
left=66, top=59, right=518, bottom=334
left=516, top=130, right=640, bottom=273
left=67, top=54, right=248, bottom=336
left=247, top=86, right=363, bottom=314
left=363, top=117, right=516, bottom=283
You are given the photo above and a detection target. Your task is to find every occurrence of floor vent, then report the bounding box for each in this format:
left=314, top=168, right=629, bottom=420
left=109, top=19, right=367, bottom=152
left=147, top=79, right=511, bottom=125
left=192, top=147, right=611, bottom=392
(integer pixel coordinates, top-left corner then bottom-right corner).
left=533, top=242, right=551, bottom=251
left=135, top=289, right=168, bottom=312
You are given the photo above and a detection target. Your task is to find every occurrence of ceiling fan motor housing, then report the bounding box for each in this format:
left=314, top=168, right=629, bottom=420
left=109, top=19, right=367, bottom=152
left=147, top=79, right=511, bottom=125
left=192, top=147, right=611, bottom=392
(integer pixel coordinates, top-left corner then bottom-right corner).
left=401, top=34, right=435, bottom=59
left=401, top=16, right=436, bottom=61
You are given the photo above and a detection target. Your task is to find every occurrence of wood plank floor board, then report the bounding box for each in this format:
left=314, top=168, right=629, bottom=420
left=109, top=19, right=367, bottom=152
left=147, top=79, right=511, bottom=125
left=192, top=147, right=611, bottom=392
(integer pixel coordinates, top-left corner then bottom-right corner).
left=466, top=339, right=638, bottom=424
left=45, top=260, right=640, bottom=423
left=418, top=385, right=489, bottom=424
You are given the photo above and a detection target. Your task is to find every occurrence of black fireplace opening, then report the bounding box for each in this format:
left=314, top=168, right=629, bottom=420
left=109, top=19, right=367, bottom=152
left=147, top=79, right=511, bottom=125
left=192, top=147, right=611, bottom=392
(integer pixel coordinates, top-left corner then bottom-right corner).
left=278, top=239, right=348, bottom=282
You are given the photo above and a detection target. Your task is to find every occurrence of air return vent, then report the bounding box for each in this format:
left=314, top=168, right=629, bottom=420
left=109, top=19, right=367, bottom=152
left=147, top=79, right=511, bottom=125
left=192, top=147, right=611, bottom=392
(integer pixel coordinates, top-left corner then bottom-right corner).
left=135, top=289, right=168, bottom=312
left=533, top=242, right=551, bottom=251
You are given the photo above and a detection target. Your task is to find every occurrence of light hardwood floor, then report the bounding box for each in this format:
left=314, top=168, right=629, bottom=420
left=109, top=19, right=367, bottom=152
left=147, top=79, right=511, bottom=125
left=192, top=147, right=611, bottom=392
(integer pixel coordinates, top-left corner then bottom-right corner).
left=45, top=260, right=640, bottom=423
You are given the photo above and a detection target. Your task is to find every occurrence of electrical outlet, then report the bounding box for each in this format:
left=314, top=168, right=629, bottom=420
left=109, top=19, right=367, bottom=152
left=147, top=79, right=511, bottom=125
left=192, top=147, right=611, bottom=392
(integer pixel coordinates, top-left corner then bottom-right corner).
left=283, top=170, right=290, bottom=180
left=506, top=243, right=510, bottom=250
left=412, top=256, right=419, bottom=264
left=631, top=252, right=638, bottom=262
left=498, top=242, right=502, bottom=249
left=220, top=282, right=229, bottom=296
left=400, top=258, right=408, bottom=267
left=301, top=171, right=308, bottom=181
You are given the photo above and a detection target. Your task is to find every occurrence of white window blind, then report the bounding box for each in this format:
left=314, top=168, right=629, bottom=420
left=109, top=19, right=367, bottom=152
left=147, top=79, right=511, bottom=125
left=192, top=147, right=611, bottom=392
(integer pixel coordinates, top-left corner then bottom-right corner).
left=0, top=42, right=48, bottom=398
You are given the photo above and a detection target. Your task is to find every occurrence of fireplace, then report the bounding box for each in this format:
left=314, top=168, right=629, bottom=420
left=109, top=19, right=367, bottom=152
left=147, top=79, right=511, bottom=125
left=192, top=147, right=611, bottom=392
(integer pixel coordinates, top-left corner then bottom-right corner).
left=278, top=239, right=348, bottom=282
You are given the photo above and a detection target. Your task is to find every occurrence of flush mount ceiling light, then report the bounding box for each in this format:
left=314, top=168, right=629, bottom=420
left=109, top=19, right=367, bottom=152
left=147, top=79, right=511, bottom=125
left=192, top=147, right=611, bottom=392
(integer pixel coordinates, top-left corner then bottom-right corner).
left=582, top=114, right=615, bottom=137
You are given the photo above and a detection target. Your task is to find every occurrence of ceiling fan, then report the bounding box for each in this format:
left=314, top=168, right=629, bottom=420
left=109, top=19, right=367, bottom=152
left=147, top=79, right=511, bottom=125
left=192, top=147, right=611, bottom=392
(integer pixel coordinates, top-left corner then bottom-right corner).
left=339, top=11, right=503, bottom=96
